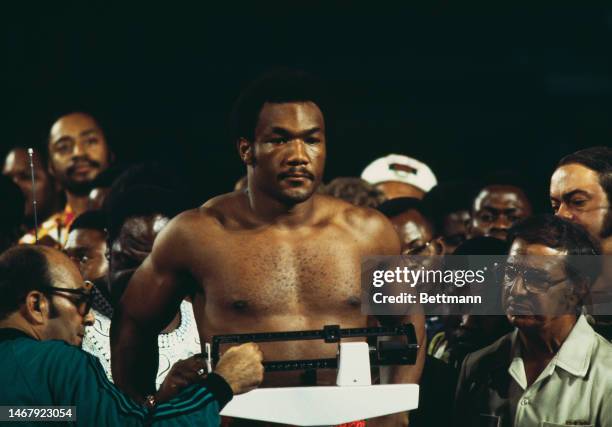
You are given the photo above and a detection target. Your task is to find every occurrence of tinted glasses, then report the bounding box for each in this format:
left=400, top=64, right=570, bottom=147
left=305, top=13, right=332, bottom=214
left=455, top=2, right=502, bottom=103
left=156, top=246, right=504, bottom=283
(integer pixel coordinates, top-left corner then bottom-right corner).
left=46, top=281, right=94, bottom=316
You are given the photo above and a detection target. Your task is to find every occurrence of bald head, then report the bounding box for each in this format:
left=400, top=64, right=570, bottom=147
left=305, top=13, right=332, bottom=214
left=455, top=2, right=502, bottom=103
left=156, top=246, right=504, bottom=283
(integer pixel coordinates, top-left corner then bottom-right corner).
left=0, top=245, right=94, bottom=345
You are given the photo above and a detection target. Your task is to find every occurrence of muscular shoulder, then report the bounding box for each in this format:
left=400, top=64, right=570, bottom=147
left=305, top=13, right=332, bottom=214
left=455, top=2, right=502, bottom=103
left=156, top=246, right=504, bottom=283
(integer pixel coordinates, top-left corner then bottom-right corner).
left=157, top=192, right=243, bottom=238
left=315, top=194, right=400, bottom=255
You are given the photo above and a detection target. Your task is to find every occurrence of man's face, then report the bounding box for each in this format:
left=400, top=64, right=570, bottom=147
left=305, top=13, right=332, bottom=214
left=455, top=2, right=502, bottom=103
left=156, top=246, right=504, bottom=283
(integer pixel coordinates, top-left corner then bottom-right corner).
left=375, top=181, right=425, bottom=200
left=65, top=228, right=108, bottom=281
left=470, top=185, right=532, bottom=241
left=502, top=239, right=580, bottom=331
left=442, top=209, right=471, bottom=253
left=2, top=148, right=54, bottom=218
left=42, top=250, right=95, bottom=346
left=390, top=209, right=435, bottom=255
left=550, top=163, right=611, bottom=240
left=48, top=113, right=110, bottom=196
left=108, top=214, right=169, bottom=303
left=245, top=101, right=326, bottom=204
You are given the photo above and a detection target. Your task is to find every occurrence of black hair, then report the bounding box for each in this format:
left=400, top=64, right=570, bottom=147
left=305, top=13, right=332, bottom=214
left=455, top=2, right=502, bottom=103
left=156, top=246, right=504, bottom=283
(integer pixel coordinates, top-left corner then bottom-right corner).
left=104, top=185, right=189, bottom=243
left=69, top=210, right=107, bottom=234
left=108, top=162, right=187, bottom=196
left=422, top=181, right=476, bottom=232
left=89, top=162, right=128, bottom=189
left=0, top=245, right=54, bottom=319
left=377, top=197, right=429, bottom=218
left=454, top=236, right=510, bottom=256
left=46, top=111, right=114, bottom=157
left=471, top=170, right=535, bottom=214
left=558, top=146, right=612, bottom=238
left=229, top=69, right=330, bottom=143
left=558, top=146, right=612, bottom=203
left=322, top=177, right=386, bottom=208
left=508, top=214, right=601, bottom=286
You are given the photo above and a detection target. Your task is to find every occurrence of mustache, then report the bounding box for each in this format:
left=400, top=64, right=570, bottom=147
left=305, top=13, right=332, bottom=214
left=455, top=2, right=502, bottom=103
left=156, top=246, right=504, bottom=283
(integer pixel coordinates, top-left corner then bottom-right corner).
left=506, top=297, right=534, bottom=311
left=278, top=168, right=315, bottom=180
left=67, top=158, right=101, bottom=175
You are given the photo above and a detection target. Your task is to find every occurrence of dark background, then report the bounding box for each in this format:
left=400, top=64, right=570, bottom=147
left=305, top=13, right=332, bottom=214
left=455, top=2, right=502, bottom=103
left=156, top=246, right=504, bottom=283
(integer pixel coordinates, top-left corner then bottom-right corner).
left=2, top=3, right=612, bottom=206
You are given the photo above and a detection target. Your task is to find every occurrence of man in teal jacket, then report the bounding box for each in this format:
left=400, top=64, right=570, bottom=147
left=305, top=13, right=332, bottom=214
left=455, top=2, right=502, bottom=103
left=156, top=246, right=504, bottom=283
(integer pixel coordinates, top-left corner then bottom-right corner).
left=0, top=245, right=264, bottom=426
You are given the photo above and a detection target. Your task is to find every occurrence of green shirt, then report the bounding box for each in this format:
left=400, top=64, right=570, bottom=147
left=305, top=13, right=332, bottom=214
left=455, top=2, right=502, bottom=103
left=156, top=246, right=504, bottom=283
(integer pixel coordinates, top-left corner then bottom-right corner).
left=0, top=328, right=232, bottom=426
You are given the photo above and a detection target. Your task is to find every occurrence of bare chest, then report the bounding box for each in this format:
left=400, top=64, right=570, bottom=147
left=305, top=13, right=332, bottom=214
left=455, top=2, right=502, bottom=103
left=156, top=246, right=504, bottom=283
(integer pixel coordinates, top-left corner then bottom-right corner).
left=193, top=227, right=364, bottom=314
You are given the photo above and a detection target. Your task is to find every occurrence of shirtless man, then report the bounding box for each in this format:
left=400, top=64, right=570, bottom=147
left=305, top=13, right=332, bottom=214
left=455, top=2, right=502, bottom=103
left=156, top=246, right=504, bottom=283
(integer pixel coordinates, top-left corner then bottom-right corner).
left=111, top=71, right=425, bottom=424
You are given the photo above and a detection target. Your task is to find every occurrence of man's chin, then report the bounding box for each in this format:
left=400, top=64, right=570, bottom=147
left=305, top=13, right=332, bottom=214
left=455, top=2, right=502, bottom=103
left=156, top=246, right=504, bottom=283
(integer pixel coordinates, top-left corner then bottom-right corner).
left=64, top=179, right=96, bottom=196
left=506, top=314, right=543, bottom=329
left=280, top=188, right=314, bottom=204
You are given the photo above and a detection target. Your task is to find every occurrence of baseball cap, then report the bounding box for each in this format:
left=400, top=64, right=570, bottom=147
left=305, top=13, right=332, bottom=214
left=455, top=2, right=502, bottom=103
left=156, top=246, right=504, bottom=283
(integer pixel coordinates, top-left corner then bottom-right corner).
left=360, top=154, right=438, bottom=193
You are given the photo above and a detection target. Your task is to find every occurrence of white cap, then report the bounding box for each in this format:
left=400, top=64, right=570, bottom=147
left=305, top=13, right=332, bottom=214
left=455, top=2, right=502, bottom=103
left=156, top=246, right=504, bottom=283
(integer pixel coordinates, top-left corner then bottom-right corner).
left=360, top=154, right=438, bottom=193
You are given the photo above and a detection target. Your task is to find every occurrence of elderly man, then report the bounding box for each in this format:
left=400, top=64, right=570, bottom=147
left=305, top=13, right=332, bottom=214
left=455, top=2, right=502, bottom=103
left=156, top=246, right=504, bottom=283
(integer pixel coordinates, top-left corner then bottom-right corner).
left=454, top=215, right=612, bottom=427
left=0, top=245, right=264, bottom=426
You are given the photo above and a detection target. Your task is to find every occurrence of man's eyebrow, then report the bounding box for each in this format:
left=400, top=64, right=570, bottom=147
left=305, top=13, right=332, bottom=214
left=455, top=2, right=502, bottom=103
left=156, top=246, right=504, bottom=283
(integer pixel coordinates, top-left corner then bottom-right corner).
left=80, top=128, right=99, bottom=137
left=52, top=135, right=74, bottom=145
left=482, top=206, right=502, bottom=213
left=269, top=126, right=322, bottom=137
left=562, top=189, right=591, bottom=199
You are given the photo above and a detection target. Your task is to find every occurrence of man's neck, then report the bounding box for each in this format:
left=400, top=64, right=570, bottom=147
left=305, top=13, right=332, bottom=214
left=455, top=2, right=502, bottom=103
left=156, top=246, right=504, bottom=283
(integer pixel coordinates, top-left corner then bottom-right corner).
left=246, top=184, right=316, bottom=227
left=65, top=192, right=89, bottom=217
left=518, top=315, right=577, bottom=358
left=0, top=317, right=40, bottom=340
left=601, top=236, right=612, bottom=255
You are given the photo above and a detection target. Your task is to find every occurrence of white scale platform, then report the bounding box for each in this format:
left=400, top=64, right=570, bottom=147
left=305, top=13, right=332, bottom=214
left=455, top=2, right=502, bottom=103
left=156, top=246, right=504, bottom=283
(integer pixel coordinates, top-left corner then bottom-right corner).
left=218, top=342, right=420, bottom=425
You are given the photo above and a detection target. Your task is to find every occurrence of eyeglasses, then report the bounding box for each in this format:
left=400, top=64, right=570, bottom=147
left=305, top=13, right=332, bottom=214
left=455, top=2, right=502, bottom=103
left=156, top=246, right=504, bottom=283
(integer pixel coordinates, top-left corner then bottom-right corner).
left=499, top=264, right=568, bottom=294
left=403, top=239, right=443, bottom=256
left=45, top=281, right=94, bottom=316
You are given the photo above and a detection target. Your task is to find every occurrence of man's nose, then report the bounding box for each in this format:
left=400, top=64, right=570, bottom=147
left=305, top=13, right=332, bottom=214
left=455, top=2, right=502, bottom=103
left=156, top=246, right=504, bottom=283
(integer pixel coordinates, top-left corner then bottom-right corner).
left=493, top=215, right=512, bottom=230
left=71, top=140, right=87, bottom=158
left=509, top=274, right=529, bottom=297
left=83, top=308, right=95, bottom=326
left=556, top=203, right=574, bottom=221
left=285, top=140, right=309, bottom=166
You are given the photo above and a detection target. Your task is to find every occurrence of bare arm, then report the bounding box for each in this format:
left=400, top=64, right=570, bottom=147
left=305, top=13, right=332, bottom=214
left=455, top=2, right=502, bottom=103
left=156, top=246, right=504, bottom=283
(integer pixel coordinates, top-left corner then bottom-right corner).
left=364, top=210, right=426, bottom=427
left=110, top=216, right=193, bottom=401
left=363, top=209, right=426, bottom=386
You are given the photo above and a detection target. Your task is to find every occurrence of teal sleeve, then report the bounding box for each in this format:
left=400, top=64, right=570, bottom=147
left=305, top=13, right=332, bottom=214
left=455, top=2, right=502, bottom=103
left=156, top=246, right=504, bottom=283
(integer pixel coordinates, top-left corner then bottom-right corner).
left=43, top=341, right=228, bottom=426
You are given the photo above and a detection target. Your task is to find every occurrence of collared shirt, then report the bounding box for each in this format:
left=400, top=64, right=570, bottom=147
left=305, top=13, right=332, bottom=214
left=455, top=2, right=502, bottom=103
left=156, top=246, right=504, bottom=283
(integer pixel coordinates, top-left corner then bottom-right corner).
left=508, top=316, right=612, bottom=426
left=455, top=316, right=612, bottom=427
left=19, top=204, right=75, bottom=247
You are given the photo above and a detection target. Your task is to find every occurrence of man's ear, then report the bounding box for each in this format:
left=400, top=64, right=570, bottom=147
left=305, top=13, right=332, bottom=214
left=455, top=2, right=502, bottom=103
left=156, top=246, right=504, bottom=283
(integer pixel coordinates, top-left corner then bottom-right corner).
left=237, top=138, right=254, bottom=165
left=570, top=277, right=590, bottom=306
left=23, top=291, right=48, bottom=325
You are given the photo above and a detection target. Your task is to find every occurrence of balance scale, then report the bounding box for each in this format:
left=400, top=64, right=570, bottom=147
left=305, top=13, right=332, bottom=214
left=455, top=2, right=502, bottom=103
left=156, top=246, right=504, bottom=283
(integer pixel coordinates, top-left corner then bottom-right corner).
left=206, top=324, right=420, bottom=426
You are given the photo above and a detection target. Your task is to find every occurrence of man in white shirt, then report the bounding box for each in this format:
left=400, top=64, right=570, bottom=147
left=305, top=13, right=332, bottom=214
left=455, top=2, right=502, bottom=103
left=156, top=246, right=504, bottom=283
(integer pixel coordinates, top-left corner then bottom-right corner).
left=454, top=215, right=612, bottom=427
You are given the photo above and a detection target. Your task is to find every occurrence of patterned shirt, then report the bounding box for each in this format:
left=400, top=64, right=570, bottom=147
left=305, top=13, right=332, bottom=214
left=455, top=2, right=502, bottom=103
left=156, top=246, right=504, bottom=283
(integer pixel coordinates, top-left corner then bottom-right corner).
left=82, top=300, right=201, bottom=389
left=19, top=204, right=76, bottom=247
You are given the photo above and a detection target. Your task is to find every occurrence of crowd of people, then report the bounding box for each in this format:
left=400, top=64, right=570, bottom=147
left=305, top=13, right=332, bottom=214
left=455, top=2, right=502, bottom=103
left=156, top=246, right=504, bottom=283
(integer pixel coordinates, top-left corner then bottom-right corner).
left=0, top=69, right=611, bottom=426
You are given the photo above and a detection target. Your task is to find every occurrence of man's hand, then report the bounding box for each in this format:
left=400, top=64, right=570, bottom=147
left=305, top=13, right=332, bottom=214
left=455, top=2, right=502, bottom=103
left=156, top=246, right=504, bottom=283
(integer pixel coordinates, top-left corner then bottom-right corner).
left=156, top=355, right=208, bottom=403
left=215, top=342, right=264, bottom=395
